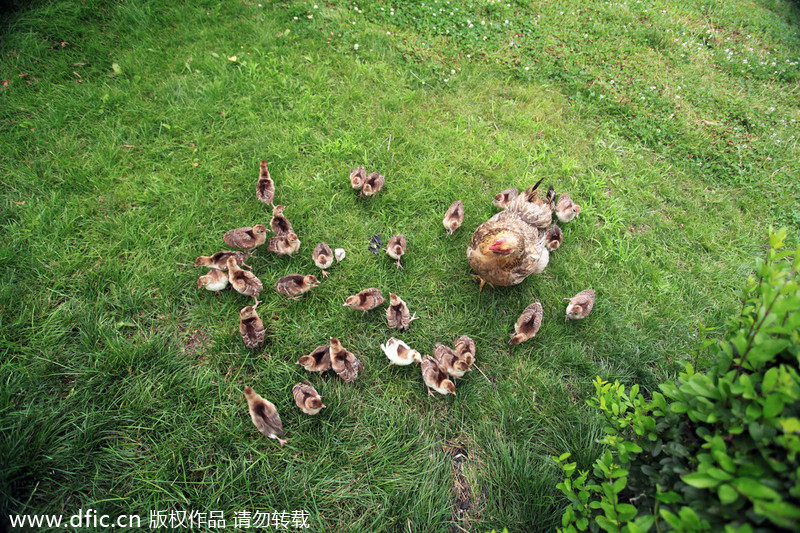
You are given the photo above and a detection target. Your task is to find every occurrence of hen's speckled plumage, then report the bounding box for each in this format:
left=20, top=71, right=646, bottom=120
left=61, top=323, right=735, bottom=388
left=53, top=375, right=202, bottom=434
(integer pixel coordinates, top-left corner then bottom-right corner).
left=467, top=180, right=551, bottom=289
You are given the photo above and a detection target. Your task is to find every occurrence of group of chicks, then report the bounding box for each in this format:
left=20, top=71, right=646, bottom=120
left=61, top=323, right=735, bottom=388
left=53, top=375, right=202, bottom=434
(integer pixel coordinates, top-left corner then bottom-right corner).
left=197, top=161, right=595, bottom=447
left=381, top=335, right=477, bottom=397
left=348, top=166, right=386, bottom=197
left=196, top=161, right=476, bottom=446
left=508, top=288, right=596, bottom=346
left=195, top=161, right=353, bottom=350
left=243, top=334, right=477, bottom=447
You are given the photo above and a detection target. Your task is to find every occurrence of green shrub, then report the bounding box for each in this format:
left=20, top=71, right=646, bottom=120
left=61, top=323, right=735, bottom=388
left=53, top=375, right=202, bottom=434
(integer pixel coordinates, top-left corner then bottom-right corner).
left=555, top=229, right=800, bottom=533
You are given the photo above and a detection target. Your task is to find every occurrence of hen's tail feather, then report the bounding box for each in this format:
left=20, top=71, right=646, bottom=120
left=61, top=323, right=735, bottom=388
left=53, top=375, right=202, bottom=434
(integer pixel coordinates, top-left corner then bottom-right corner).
left=502, top=187, right=553, bottom=229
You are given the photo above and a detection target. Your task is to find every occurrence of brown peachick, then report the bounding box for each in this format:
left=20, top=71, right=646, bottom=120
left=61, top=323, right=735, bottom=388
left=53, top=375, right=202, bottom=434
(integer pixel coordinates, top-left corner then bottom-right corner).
left=256, top=160, right=275, bottom=205
left=244, top=386, right=287, bottom=446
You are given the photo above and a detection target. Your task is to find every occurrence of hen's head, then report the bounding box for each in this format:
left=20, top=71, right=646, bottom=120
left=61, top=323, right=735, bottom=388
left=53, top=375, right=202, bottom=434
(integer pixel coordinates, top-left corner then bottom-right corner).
left=482, top=232, right=523, bottom=257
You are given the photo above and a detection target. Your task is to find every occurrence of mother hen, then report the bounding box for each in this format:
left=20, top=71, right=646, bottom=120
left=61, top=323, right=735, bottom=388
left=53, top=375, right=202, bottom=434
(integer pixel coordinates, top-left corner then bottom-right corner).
left=467, top=179, right=553, bottom=290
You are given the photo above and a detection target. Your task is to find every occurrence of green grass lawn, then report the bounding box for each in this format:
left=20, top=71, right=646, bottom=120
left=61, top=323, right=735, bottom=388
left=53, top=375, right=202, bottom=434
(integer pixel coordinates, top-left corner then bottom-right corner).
left=1, top=0, right=798, bottom=531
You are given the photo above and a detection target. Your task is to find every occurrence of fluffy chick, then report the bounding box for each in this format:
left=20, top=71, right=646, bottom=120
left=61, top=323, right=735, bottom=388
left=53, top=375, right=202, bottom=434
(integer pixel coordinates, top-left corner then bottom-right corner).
left=239, top=303, right=265, bottom=349
left=274, top=274, right=319, bottom=300
left=197, top=269, right=229, bottom=293
left=270, top=205, right=294, bottom=236
left=380, top=337, right=422, bottom=366
left=223, top=225, right=269, bottom=252
left=227, top=257, right=263, bottom=303
left=343, top=288, right=385, bottom=313
left=256, top=160, right=275, bottom=205
left=493, top=188, right=519, bottom=210
left=296, top=344, right=331, bottom=373
left=243, top=386, right=287, bottom=446
left=565, top=289, right=596, bottom=321
left=510, top=301, right=543, bottom=345
left=433, top=343, right=471, bottom=379
left=194, top=250, right=250, bottom=271
left=362, top=171, right=385, bottom=197
left=350, top=166, right=367, bottom=190
left=312, top=242, right=334, bottom=278
left=420, top=356, right=456, bottom=396
left=443, top=200, right=465, bottom=235
left=267, top=232, right=301, bottom=256
left=556, top=193, right=582, bottom=223
left=386, top=234, right=407, bottom=269
left=545, top=225, right=563, bottom=251
left=454, top=335, right=476, bottom=366
left=386, top=293, right=418, bottom=331
left=292, top=382, right=326, bottom=415
left=329, top=337, right=364, bottom=382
